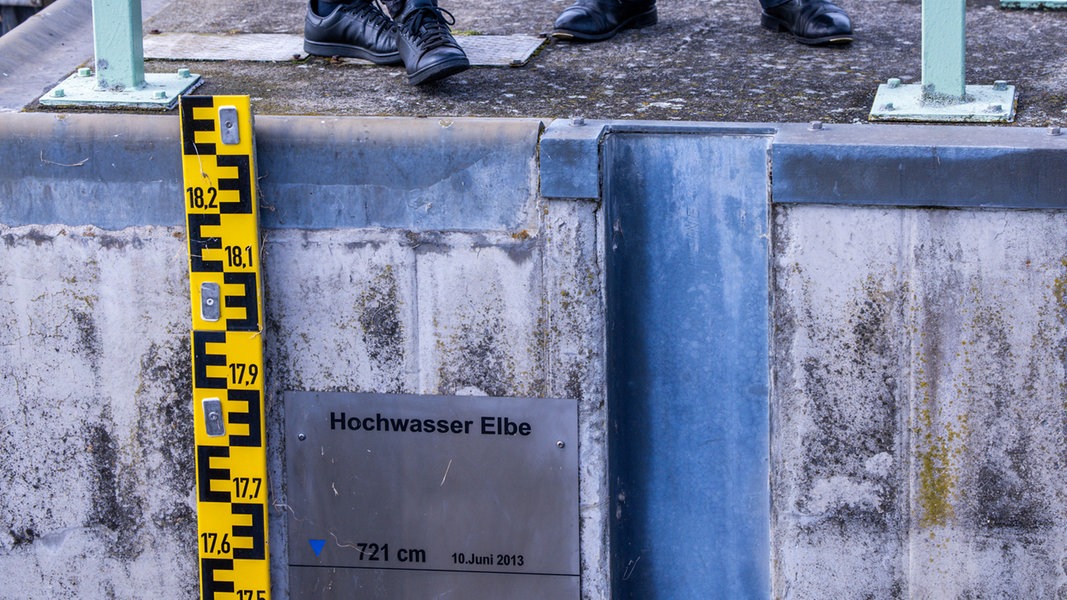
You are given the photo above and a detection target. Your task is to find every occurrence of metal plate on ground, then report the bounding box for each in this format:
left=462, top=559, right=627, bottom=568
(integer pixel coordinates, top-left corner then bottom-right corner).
left=145, top=33, right=305, bottom=62
left=285, top=391, right=579, bottom=599
left=457, top=34, right=546, bottom=67
left=143, top=33, right=546, bottom=66
left=39, top=70, right=202, bottom=110
left=869, top=82, right=1017, bottom=123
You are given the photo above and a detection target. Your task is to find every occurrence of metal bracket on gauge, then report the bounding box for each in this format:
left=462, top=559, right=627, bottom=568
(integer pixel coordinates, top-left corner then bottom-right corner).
left=201, top=282, right=221, bottom=322
left=202, top=398, right=226, bottom=437
left=219, top=106, right=241, bottom=145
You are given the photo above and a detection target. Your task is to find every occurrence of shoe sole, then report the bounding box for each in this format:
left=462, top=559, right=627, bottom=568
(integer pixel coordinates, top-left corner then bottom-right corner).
left=408, top=56, right=471, bottom=85
left=304, top=39, right=402, bottom=65
left=551, top=6, right=658, bottom=42
left=759, top=13, right=853, bottom=45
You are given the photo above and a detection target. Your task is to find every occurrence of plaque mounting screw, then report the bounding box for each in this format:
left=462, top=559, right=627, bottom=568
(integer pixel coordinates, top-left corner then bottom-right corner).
left=298, top=433, right=306, bottom=441
left=556, top=440, right=565, bottom=448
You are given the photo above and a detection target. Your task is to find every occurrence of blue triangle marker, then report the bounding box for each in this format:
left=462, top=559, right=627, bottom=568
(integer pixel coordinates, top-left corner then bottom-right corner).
left=309, top=539, right=326, bottom=557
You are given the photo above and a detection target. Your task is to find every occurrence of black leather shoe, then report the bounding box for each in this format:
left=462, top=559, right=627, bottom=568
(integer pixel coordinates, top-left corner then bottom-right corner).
left=304, top=0, right=401, bottom=64
left=395, top=0, right=470, bottom=85
left=552, top=0, right=657, bottom=42
left=761, top=0, right=852, bottom=45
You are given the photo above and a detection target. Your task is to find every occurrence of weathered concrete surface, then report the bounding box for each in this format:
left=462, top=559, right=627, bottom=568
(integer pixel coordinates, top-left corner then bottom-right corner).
left=0, top=224, right=198, bottom=598
left=5, top=0, right=1067, bottom=125
left=260, top=204, right=608, bottom=598
left=0, top=115, right=609, bottom=598
left=4, top=107, right=1067, bottom=599
left=0, top=208, right=608, bottom=598
left=772, top=205, right=1067, bottom=599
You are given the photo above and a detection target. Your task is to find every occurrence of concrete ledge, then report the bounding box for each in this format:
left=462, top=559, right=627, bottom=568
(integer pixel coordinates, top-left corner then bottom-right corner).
left=0, top=112, right=543, bottom=231
left=772, top=123, right=1067, bottom=208
left=7, top=114, right=1067, bottom=231
left=0, top=112, right=183, bottom=228
left=0, top=0, right=93, bottom=112
left=255, top=116, right=542, bottom=231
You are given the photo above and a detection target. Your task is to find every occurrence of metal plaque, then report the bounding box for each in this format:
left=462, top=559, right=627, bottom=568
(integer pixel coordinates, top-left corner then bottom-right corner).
left=284, top=391, right=579, bottom=599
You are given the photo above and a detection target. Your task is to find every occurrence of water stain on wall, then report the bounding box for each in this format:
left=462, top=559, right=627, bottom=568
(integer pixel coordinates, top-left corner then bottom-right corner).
left=86, top=421, right=146, bottom=561
left=356, top=264, right=407, bottom=394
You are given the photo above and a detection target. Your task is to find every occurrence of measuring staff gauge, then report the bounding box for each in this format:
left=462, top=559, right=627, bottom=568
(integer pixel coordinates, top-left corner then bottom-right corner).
left=180, top=95, right=271, bottom=600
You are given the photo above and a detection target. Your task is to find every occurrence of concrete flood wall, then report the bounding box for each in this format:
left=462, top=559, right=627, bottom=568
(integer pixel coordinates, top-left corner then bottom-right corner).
left=0, top=113, right=609, bottom=599
left=768, top=126, right=1067, bottom=599
left=2, top=112, right=1067, bottom=599
left=772, top=206, right=1067, bottom=599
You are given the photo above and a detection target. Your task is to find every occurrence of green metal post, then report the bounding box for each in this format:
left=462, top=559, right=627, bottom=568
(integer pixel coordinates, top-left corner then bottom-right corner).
left=869, top=0, right=1015, bottom=121
left=92, top=0, right=146, bottom=90
left=39, top=0, right=202, bottom=109
left=921, top=0, right=966, bottom=101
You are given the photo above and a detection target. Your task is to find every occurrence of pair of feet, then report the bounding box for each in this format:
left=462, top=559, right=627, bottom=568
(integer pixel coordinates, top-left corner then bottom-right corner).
left=553, top=0, right=853, bottom=46
left=304, top=0, right=469, bottom=85
left=304, top=0, right=852, bottom=86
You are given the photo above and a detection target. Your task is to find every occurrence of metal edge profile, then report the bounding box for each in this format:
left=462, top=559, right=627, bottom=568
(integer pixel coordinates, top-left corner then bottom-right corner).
left=770, top=123, right=1067, bottom=209
left=539, top=119, right=779, bottom=200
left=0, top=112, right=544, bottom=231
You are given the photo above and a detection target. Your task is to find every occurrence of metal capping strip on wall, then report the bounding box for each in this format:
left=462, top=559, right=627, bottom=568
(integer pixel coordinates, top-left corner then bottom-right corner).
left=769, top=123, right=1067, bottom=208
left=539, top=120, right=1067, bottom=209
left=5, top=113, right=1067, bottom=219
left=599, top=128, right=775, bottom=599
left=0, top=112, right=542, bottom=231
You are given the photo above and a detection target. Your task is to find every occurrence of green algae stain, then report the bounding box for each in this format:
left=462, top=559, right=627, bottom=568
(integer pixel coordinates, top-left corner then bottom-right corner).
left=1051, top=257, right=1067, bottom=323
left=915, top=405, right=968, bottom=528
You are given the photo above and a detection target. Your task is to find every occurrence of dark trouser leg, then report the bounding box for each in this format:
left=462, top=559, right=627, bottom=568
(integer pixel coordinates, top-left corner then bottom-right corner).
left=314, top=0, right=346, bottom=15
left=383, top=0, right=406, bottom=19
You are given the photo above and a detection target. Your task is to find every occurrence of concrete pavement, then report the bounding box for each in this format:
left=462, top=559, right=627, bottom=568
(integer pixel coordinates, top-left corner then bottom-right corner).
left=2, top=0, right=1066, bottom=124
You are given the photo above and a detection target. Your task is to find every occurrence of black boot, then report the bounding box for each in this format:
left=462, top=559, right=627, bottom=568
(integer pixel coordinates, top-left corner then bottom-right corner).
left=393, top=0, right=470, bottom=85
left=760, top=0, right=852, bottom=45
left=304, top=0, right=401, bottom=64
left=552, top=0, right=657, bottom=42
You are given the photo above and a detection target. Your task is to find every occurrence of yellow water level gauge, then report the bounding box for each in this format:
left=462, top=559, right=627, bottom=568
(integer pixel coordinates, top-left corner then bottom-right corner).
left=180, top=95, right=271, bottom=600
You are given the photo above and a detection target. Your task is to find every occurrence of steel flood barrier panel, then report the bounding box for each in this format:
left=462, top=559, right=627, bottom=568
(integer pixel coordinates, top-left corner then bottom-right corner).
left=602, top=130, right=773, bottom=599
